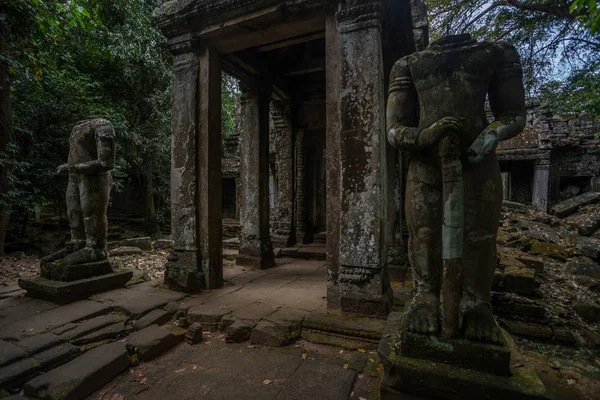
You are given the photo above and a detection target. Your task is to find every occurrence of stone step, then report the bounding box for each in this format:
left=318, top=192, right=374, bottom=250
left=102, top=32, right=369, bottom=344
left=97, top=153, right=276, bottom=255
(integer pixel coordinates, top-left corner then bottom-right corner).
left=223, top=249, right=239, bottom=261
left=302, top=312, right=386, bottom=350
left=133, top=309, right=171, bottom=330
left=550, top=191, right=600, bottom=218
left=23, top=342, right=131, bottom=400
left=281, top=245, right=326, bottom=261
left=493, top=266, right=537, bottom=295
left=126, top=324, right=186, bottom=361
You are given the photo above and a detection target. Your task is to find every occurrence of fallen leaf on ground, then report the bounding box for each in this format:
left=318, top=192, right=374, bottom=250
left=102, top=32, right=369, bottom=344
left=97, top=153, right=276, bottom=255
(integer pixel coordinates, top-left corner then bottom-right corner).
left=339, top=350, right=344, bottom=354
left=108, top=394, right=124, bottom=400
left=139, top=378, right=147, bottom=385
left=301, top=353, right=307, bottom=360
left=263, top=379, right=273, bottom=385
left=357, top=348, right=366, bottom=353
left=174, top=368, right=186, bottom=373
left=343, top=363, right=349, bottom=369
left=193, top=365, right=198, bottom=370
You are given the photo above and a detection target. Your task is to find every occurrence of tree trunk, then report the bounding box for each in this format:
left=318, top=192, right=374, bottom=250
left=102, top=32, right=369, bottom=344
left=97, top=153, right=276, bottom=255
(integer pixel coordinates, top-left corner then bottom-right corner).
left=142, top=157, right=158, bottom=236
left=0, top=17, right=13, bottom=256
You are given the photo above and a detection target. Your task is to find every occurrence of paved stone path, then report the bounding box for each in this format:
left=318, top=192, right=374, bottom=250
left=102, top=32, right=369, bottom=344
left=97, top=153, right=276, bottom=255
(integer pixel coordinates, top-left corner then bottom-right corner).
left=1, top=258, right=407, bottom=400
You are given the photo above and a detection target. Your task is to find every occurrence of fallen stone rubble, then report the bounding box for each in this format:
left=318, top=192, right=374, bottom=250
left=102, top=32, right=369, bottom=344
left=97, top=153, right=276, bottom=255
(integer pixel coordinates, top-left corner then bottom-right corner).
left=492, top=198, right=600, bottom=362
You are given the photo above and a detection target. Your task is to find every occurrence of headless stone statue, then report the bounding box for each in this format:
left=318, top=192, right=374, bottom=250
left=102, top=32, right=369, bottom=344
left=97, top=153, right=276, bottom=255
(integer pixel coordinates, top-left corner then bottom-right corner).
left=387, top=34, right=526, bottom=342
left=43, top=119, right=116, bottom=270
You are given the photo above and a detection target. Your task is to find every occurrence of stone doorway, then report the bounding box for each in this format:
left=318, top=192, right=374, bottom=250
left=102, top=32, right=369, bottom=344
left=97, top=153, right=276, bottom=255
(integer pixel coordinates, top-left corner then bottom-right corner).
left=155, top=0, right=421, bottom=316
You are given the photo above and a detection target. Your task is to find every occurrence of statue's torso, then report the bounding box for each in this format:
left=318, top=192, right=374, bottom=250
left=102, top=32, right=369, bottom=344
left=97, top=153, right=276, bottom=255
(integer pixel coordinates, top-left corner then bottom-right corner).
left=409, top=39, right=501, bottom=151
left=68, top=121, right=99, bottom=166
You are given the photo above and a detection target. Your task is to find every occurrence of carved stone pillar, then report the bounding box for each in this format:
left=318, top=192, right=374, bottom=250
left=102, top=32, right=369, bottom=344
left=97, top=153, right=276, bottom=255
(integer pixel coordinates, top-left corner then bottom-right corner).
left=333, top=1, right=391, bottom=316
left=271, top=101, right=295, bottom=248
left=164, top=40, right=223, bottom=292
left=295, top=129, right=307, bottom=245
left=532, top=158, right=550, bottom=212
left=237, top=78, right=275, bottom=269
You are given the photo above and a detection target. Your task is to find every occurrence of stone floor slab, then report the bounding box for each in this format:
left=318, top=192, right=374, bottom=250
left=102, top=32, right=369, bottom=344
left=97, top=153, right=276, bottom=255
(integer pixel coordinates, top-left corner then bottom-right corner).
left=92, top=285, right=185, bottom=317
left=126, top=324, right=186, bottom=361
left=17, top=333, right=65, bottom=355
left=0, top=340, right=28, bottom=367
left=33, top=342, right=80, bottom=370
left=0, top=298, right=57, bottom=325
left=59, top=313, right=128, bottom=342
left=231, top=302, right=279, bottom=321
left=276, top=360, right=356, bottom=400
left=0, top=300, right=113, bottom=340
left=23, top=342, right=130, bottom=400
left=0, top=358, right=40, bottom=390
left=133, top=309, right=171, bottom=330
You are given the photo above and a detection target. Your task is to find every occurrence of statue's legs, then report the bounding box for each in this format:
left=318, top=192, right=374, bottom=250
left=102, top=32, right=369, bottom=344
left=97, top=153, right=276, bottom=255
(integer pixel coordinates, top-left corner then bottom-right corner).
left=61, top=173, right=112, bottom=265
left=460, top=155, right=503, bottom=343
left=66, top=174, right=86, bottom=249
left=42, top=174, right=85, bottom=262
left=404, top=158, right=443, bottom=334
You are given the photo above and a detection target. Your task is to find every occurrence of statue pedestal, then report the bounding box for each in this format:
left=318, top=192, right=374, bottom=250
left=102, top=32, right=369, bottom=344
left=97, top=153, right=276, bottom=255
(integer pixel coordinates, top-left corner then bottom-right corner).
left=378, top=313, right=547, bottom=400
left=19, top=259, right=132, bottom=303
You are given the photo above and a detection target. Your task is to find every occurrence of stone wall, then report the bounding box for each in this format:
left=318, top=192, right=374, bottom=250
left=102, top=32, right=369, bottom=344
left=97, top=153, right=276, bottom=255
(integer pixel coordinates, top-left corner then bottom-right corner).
left=497, top=100, right=600, bottom=210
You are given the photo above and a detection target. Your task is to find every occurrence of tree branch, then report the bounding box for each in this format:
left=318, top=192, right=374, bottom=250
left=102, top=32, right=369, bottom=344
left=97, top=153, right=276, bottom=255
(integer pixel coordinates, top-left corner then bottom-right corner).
left=501, top=0, right=580, bottom=21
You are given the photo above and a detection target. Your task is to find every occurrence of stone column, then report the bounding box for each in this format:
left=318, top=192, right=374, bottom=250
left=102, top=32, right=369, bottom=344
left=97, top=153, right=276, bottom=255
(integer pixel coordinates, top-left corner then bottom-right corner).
left=164, top=41, right=223, bottom=292
left=334, top=1, right=391, bottom=316
left=197, top=46, right=223, bottom=289
left=295, top=129, right=307, bottom=245
left=532, top=158, right=550, bottom=212
left=237, top=78, right=275, bottom=269
left=271, top=101, right=295, bottom=248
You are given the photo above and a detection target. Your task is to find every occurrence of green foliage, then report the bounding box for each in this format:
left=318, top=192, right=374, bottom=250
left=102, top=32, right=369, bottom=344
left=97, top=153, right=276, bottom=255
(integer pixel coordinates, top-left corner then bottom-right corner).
left=425, top=0, right=600, bottom=117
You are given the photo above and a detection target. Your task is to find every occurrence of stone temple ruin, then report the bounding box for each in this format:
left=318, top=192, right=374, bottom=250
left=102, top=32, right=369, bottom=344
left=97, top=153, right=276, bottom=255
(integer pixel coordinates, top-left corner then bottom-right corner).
left=154, top=0, right=428, bottom=316
left=498, top=100, right=600, bottom=212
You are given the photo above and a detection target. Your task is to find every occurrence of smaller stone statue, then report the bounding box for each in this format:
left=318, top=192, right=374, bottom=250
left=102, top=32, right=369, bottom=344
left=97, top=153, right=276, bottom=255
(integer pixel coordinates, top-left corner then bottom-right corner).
left=42, top=119, right=116, bottom=279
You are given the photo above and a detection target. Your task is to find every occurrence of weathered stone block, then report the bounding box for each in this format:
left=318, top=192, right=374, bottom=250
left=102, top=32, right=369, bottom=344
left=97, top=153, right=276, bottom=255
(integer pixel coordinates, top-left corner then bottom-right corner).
left=399, top=330, right=511, bottom=376
left=301, top=311, right=385, bottom=350
left=109, top=246, right=143, bottom=256
left=493, top=266, right=537, bottom=295
left=550, top=192, right=600, bottom=218
left=250, top=320, right=289, bottom=347
left=186, top=305, right=231, bottom=331
left=578, top=237, right=600, bottom=260
left=0, top=340, right=29, bottom=368
left=18, top=333, right=66, bottom=355
left=33, top=343, right=80, bottom=371
left=566, top=262, right=600, bottom=279
left=119, top=237, right=152, bottom=251
left=23, top=342, right=130, bottom=400
left=126, top=324, right=185, bottom=361
left=574, top=299, right=600, bottom=323
left=185, top=323, right=203, bottom=344
left=40, top=259, right=114, bottom=282
left=18, top=270, right=133, bottom=302
left=153, top=239, right=174, bottom=251
left=225, top=318, right=255, bottom=343
left=133, top=309, right=171, bottom=330
left=529, top=241, right=568, bottom=261
left=0, top=358, right=40, bottom=390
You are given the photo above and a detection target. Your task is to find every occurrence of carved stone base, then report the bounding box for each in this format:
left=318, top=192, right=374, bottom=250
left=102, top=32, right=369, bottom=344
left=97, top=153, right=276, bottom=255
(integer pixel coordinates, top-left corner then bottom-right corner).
left=378, top=313, right=547, bottom=400
left=18, top=270, right=132, bottom=303
left=164, top=250, right=204, bottom=293
left=338, top=267, right=393, bottom=316
left=41, top=259, right=113, bottom=282
left=271, top=233, right=294, bottom=249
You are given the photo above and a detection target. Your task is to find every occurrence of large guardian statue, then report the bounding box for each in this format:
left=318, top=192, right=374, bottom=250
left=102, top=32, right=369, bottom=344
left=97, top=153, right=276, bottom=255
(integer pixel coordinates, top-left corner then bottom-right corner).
left=387, top=34, right=526, bottom=342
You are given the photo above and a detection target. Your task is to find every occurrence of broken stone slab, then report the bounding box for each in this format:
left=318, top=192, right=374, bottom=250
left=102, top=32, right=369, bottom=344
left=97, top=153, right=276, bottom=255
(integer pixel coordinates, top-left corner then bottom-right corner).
left=529, top=241, right=568, bottom=261
left=226, top=318, right=256, bottom=343
left=186, top=305, right=232, bottom=331
left=119, top=237, right=153, bottom=251
left=578, top=236, right=600, bottom=260
left=33, top=343, right=80, bottom=371
left=0, top=358, right=40, bottom=391
left=18, top=270, right=133, bottom=303
left=574, top=298, right=600, bottom=323
left=18, top=333, right=66, bottom=355
left=153, top=239, right=174, bottom=251
left=493, top=266, right=537, bottom=295
left=23, top=342, right=131, bottom=400
left=301, top=312, right=386, bottom=350
left=577, top=210, right=600, bottom=236
left=566, top=262, right=600, bottom=279
left=550, top=192, right=600, bottom=218
left=0, top=340, right=29, bottom=367
left=133, top=309, right=171, bottom=330
left=185, top=323, right=203, bottom=344
left=491, top=293, right=547, bottom=320
left=0, top=300, right=113, bottom=341
left=92, top=284, right=185, bottom=317
left=501, top=200, right=530, bottom=212
left=59, top=314, right=129, bottom=342
left=498, top=319, right=576, bottom=345
left=498, top=246, right=544, bottom=272
left=250, top=320, right=291, bottom=347
left=126, top=324, right=186, bottom=361
left=0, top=285, right=25, bottom=299
left=109, top=246, right=143, bottom=257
